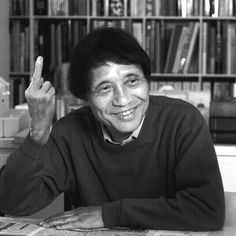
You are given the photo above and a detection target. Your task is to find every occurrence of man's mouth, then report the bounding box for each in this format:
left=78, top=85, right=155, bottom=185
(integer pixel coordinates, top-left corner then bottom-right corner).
left=115, top=107, right=137, bottom=120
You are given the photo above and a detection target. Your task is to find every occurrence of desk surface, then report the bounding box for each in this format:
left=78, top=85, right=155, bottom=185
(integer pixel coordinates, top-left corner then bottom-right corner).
left=33, top=226, right=236, bottom=236
left=0, top=216, right=235, bottom=236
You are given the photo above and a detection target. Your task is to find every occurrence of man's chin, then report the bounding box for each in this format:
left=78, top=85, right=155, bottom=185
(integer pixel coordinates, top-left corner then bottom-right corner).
left=112, top=123, right=139, bottom=135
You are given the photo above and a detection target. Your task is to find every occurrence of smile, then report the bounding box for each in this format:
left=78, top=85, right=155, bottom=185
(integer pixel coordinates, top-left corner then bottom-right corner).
left=115, top=107, right=137, bottom=120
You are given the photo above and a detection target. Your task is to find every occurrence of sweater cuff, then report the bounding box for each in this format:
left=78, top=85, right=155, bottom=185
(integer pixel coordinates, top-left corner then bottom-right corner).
left=103, top=201, right=121, bottom=228
left=20, top=133, right=44, bottom=159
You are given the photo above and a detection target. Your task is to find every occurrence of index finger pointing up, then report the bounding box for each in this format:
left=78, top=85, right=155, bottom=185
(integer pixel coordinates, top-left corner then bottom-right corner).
left=33, top=56, right=43, bottom=81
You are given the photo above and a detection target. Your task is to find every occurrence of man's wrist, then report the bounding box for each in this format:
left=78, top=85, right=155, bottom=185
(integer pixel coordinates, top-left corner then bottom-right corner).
left=29, top=126, right=51, bottom=144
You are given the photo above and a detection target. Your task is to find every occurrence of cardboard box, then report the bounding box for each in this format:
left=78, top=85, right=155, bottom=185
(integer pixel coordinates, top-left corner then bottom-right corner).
left=0, top=109, right=30, bottom=137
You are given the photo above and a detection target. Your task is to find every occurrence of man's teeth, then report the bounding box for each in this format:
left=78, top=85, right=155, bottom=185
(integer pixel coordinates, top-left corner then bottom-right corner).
left=117, top=108, right=134, bottom=117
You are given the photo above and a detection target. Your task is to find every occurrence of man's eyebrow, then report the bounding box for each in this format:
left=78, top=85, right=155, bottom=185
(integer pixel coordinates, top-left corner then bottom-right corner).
left=92, top=80, right=111, bottom=91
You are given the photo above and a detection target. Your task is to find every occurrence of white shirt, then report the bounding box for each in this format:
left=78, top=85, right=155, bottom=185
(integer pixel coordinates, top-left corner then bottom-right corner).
left=101, top=116, right=145, bottom=145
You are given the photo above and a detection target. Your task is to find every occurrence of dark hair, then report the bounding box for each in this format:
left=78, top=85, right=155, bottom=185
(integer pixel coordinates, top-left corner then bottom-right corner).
left=68, top=27, right=151, bottom=100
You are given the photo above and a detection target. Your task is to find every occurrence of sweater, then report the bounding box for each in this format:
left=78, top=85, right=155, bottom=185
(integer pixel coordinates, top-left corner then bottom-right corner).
left=0, top=96, right=225, bottom=231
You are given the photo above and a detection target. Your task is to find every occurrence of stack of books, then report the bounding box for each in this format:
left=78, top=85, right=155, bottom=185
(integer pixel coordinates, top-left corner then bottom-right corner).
left=209, top=99, right=236, bottom=144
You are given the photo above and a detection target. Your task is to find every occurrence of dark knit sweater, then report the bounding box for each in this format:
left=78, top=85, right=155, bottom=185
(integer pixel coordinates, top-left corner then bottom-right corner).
left=0, top=96, right=225, bottom=231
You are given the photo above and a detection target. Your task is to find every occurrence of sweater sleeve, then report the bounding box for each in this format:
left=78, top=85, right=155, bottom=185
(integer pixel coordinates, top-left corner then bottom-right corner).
left=0, top=125, right=73, bottom=216
left=102, top=106, right=225, bottom=231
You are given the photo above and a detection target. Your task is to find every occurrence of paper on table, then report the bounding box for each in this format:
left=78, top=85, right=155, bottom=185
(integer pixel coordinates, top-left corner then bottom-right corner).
left=0, top=217, right=44, bottom=236
left=146, top=230, right=209, bottom=236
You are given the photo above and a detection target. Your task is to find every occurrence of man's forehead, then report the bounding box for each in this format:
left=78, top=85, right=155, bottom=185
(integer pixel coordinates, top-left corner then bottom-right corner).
left=90, top=63, right=142, bottom=83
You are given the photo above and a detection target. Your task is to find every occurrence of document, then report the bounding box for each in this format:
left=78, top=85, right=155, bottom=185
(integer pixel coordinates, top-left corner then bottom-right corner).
left=0, top=217, right=210, bottom=236
left=146, top=230, right=209, bottom=236
left=0, top=217, right=44, bottom=236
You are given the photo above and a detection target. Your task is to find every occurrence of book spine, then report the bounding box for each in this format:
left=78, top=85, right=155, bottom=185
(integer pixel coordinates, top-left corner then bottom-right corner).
left=202, top=22, right=208, bottom=74
left=172, top=25, right=188, bottom=73
left=146, top=0, right=154, bottom=16
left=227, top=23, right=232, bottom=74
left=210, top=117, right=236, bottom=131
left=34, top=0, right=48, bottom=15
left=211, top=132, right=236, bottom=144
left=50, top=0, right=68, bottom=16
left=210, top=101, right=236, bottom=117
left=215, top=21, right=222, bottom=73
left=208, top=25, right=216, bottom=74
left=183, top=22, right=199, bottom=73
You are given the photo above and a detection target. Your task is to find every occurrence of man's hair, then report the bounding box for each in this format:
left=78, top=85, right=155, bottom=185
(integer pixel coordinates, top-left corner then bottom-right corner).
left=68, top=27, right=151, bottom=100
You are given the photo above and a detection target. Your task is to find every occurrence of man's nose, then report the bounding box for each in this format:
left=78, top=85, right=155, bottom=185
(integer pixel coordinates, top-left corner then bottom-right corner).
left=112, top=86, right=131, bottom=106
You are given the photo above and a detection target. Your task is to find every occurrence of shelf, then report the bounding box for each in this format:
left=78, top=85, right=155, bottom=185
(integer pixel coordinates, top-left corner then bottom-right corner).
left=9, top=72, right=30, bottom=77
left=33, top=16, right=88, bottom=20
left=6, top=0, right=236, bottom=113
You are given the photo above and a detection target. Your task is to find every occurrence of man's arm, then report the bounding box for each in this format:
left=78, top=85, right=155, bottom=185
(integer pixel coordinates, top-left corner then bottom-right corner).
left=0, top=57, right=66, bottom=215
left=25, top=56, right=55, bottom=144
left=39, top=107, right=225, bottom=231
left=101, top=107, right=225, bottom=231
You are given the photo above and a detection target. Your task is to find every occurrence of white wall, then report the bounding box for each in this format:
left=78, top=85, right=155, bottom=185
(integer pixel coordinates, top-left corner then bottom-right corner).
left=215, top=145, right=236, bottom=192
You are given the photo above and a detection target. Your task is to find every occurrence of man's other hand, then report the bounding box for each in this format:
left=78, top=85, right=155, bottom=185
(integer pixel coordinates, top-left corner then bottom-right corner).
left=39, top=206, right=104, bottom=230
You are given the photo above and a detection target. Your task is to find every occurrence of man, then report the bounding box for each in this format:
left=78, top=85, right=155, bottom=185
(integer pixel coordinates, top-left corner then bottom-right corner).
left=0, top=27, right=224, bottom=231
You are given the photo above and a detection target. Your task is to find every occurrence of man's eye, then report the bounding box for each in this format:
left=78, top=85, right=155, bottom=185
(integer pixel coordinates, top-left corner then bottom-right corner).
left=127, top=78, right=139, bottom=86
left=98, top=85, right=112, bottom=93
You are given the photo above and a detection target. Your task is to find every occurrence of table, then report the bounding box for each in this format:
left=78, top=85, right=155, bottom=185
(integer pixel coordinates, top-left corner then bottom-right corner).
left=32, top=226, right=236, bottom=236
left=0, top=217, right=235, bottom=236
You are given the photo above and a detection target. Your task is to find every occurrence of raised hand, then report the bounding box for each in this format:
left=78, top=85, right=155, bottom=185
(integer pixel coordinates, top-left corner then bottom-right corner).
left=25, top=56, right=56, bottom=144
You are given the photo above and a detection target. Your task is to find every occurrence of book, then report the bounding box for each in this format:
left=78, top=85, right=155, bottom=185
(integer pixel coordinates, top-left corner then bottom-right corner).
left=130, top=0, right=144, bottom=16
left=231, top=24, right=236, bottom=74
left=164, top=24, right=183, bottom=73
left=178, top=23, right=193, bottom=73
left=69, top=0, right=87, bottom=15
left=210, top=100, right=236, bottom=117
left=109, top=0, right=127, bottom=16
left=211, top=132, right=236, bottom=144
left=154, top=0, right=161, bottom=16
left=49, top=0, right=69, bottom=16
left=154, top=21, right=162, bottom=73
left=213, top=82, right=233, bottom=100
left=0, top=217, right=44, bottom=236
left=201, top=22, right=208, bottom=74
left=172, top=25, right=188, bottom=73
left=34, top=0, right=48, bottom=15
left=168, top=0, right=177, bottom=16
left=146, top=0, right=154, bottom=16
left=210, top=117, right=236, bottom=132
left=91, top=0, right=104, bottom=16
left=207, top=24, right=216, bottom=74
left=215, top=21, right=222, bottom=74
left=132, top=22, right=143, bottom=47
left=182, top=22, right=199, bottom=73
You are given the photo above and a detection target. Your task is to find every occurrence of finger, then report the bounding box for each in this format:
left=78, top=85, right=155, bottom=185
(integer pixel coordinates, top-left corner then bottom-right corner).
left=41, top=215, right=78, bottom=228
left=40, top=210, right=76, bottom=226
left=47, top=86, right=56, bottom=96
left=33, top=56, right=43, bottom=81
left=55, top=220, right=83, bottom=230
left=41, top=81, right=52, bottom=93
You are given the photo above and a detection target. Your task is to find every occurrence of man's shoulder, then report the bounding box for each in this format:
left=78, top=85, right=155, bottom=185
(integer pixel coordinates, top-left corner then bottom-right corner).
left=53, top=105, right=95, bottom=131
left=150, top=95, right=196, bottom=111
left=149, top=95, right=203, bottom=122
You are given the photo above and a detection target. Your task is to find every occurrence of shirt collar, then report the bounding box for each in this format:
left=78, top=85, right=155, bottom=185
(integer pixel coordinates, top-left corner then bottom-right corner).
left=101, top=115, right=145, bottom=145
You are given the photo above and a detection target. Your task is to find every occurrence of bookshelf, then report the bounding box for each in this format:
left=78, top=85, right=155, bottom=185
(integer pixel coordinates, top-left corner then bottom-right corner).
left=2, top=0, right=236, bottom=217
left=0, top=1, right=10, bottom=81
left=5, top=0, right=236, bottom=117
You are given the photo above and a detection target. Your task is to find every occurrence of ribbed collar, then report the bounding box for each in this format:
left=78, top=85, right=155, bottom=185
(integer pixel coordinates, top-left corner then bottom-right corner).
left=100, top=115, right=145, bottom=145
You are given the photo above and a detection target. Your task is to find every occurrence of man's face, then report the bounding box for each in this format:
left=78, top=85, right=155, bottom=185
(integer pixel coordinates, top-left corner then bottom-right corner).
left=88, top=62, right=149, bottom=141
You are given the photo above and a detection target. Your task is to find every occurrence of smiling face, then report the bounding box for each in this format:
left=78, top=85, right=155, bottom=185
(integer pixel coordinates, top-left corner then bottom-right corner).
left=88, top=62, right=150, bottom=142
